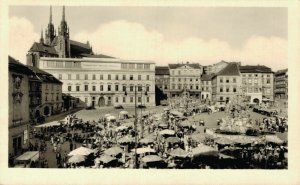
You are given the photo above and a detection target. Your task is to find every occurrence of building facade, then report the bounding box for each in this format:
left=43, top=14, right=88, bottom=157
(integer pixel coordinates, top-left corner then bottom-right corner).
left=212, top=63, right=241, bottom=104
left=8, top=57, right=31, bottom=156
left=274, top=69, right=288, bottom=99
left=240, top=65, right=274, bottom=104
left=155, top=66, right=170, bottom=95
left=28, top=67, right=63, bottom=118
left=169, top=62, right=203, bottom=98
left=39, top=57, right=156, bottom=107
left=200, top=74, right=213, bottom=101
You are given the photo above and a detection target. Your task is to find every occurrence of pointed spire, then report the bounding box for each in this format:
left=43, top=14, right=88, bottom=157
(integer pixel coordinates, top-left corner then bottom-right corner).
left=40, top=29, right=44, bottom=44
left=62, top=5, right=65, bottom=21
left=49, top=6, right=52, bottom=23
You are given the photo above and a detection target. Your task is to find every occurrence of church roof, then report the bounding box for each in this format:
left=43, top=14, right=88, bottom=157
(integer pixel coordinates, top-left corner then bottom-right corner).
left=70, top=40, right=93, bottom=57
left=28, top=42, right=58, bottom=55
left=216, top=62, right=240, bottom=76
left=155, top=66, right=170, bottom=75
left=168, top=63, right=201, bottom=69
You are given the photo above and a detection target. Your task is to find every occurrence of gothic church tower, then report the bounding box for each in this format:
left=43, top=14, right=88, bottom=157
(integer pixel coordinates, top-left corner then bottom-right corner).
left=55, top=6, right=71, bottom=58
left=45, top=6, right=56, bottom=45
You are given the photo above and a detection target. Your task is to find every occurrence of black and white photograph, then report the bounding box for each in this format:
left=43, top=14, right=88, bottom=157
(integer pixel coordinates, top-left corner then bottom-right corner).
left=1, top=1, right=299, bottom=185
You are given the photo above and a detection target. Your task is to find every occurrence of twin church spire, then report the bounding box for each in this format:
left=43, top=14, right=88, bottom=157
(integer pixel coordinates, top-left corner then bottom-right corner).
left=41, top=6, right=69, bottom=45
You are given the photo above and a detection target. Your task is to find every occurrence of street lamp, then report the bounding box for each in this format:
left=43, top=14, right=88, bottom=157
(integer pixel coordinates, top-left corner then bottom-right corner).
left=124, top=85, right=148, bottom=169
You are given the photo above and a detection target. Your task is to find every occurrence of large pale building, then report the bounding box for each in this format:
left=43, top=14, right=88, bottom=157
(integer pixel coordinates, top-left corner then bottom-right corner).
left=168, top=62, right=203, bottom=98
left=211, top=63, right=241, bottom=104
left=239, top=65, right=274, bottom=104
left=39, top=57, right=156, bottom=107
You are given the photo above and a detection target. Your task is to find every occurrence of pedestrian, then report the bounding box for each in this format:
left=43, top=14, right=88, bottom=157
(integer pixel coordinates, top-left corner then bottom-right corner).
left=56, top=152, right=62, bottom=166
left=70, top=141, right=73, bottom=151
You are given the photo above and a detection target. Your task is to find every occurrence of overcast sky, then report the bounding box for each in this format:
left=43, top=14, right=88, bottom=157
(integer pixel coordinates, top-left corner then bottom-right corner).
left=9, top=6, right=287, bottom=70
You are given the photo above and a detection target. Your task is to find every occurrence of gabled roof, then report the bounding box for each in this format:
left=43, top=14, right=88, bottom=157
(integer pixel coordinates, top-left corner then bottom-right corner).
left=168, top=63, right=200, bottom=69
left=9, top=56, right=34, bottom=75
left=239, top=65, right=273, bottom=73
left=27, top=66, right=62, bottom=84
left=28, top=42, right=58, bottom=55
left=216, top=62, right=240, bottom=76
left=155, top=66, right=170, bottom=75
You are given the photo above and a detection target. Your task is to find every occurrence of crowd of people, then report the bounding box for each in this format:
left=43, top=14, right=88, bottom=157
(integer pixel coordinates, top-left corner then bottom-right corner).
left=11, top=95, right=288, bottom=169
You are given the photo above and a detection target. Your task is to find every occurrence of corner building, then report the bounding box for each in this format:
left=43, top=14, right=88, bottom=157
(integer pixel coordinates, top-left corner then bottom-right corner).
left=39, top=57, right=156, bottom=107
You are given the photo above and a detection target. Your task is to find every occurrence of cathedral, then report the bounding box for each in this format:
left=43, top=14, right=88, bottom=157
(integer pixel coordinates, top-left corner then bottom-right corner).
left=27, top=6, right=94, bottom=68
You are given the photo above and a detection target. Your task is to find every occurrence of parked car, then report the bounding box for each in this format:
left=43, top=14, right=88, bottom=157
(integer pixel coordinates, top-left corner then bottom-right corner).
left=114, top=105, right=124, bottom=109
left=85, top=106, right=95, bottom=110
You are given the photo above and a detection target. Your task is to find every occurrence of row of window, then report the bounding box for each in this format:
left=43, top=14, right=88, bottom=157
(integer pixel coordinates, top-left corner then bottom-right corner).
left=84, top=96, right=150, bottom=103
left=45, top=84, right=60, bottom=91
left=219, top=87, right=237, bottom=93
left=170, top=84, right=201, bottom=90
left=219, top=77, right=237, bottom=83
left=242, top=78, right=271, bottom=84
left=242, top=74, right=271, bottom=78
left=170, top=69, right=200, bottom=75
left=121, top=63, right=151, bottom=70
left=68, top=84, right=150, bottom=92
left=171, top=78, right=200, bottom=82
left=45, top=93, right=60, bottom=102
left=59, top=74, right=151, bottom=81
left=45, top=61, right=81, bottom=68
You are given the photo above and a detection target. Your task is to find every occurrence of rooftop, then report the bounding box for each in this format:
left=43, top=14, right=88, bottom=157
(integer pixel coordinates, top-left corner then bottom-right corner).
left=28, top=42, right=58, bottom=55
left=27, top=66, right=62, bottom=84
left=239, top=65, right=273, bottom=73
left=168, top=63, right=201, bottom=69
left=155, top=66, right=170, bottom=75
left=216, top=62, right=240, bottom=76
left=9, top=56, right=34, bottom=75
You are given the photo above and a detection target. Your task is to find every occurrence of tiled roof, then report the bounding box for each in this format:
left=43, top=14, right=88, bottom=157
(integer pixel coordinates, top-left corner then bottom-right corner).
left=216, top=62, right=240, bottom=76
left=240, top=65, right=273, bottom=73
left=168, top=63, right=200, bottom=69
left=28, top=66, right=62, bottom=84
left=155, top=66, right=170, bottom=75
left=28, top=42, right=58, bottom=55
left=9, top=56, right=34, bottom=75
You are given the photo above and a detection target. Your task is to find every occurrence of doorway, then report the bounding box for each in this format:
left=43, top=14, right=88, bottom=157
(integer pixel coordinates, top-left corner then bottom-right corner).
left=98, top=97, right=105, bottom=107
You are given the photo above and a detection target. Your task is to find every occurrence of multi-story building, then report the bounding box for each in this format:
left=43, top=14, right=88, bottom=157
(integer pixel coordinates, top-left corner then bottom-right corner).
left=274, top=69, right=288, bottom=99
left=39, top=57, right=156, bottom=107
left=239, top=65, right=274, bottom=104
left=168, top=62, right=202, bottom=98
left=28, top=66, right=63, bottom=117
left=28, top=70, right=42, bottom=123
left=200, top=74, right=213, bottom=101
left=8, top=56, right=32, bottom=156
left=155, top=66, right=170, bottom=98
left=211, top=62, right=241, bottom=104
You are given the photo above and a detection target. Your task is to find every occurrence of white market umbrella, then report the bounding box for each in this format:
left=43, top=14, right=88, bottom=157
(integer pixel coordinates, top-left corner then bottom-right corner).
left=68, top=146, right=95, bottom=156
left=68, top=155, right=86, bottom=163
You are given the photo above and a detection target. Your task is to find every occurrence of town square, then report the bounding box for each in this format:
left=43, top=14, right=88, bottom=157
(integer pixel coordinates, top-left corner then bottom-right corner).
left=7, top=5, right=288, bottom=170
